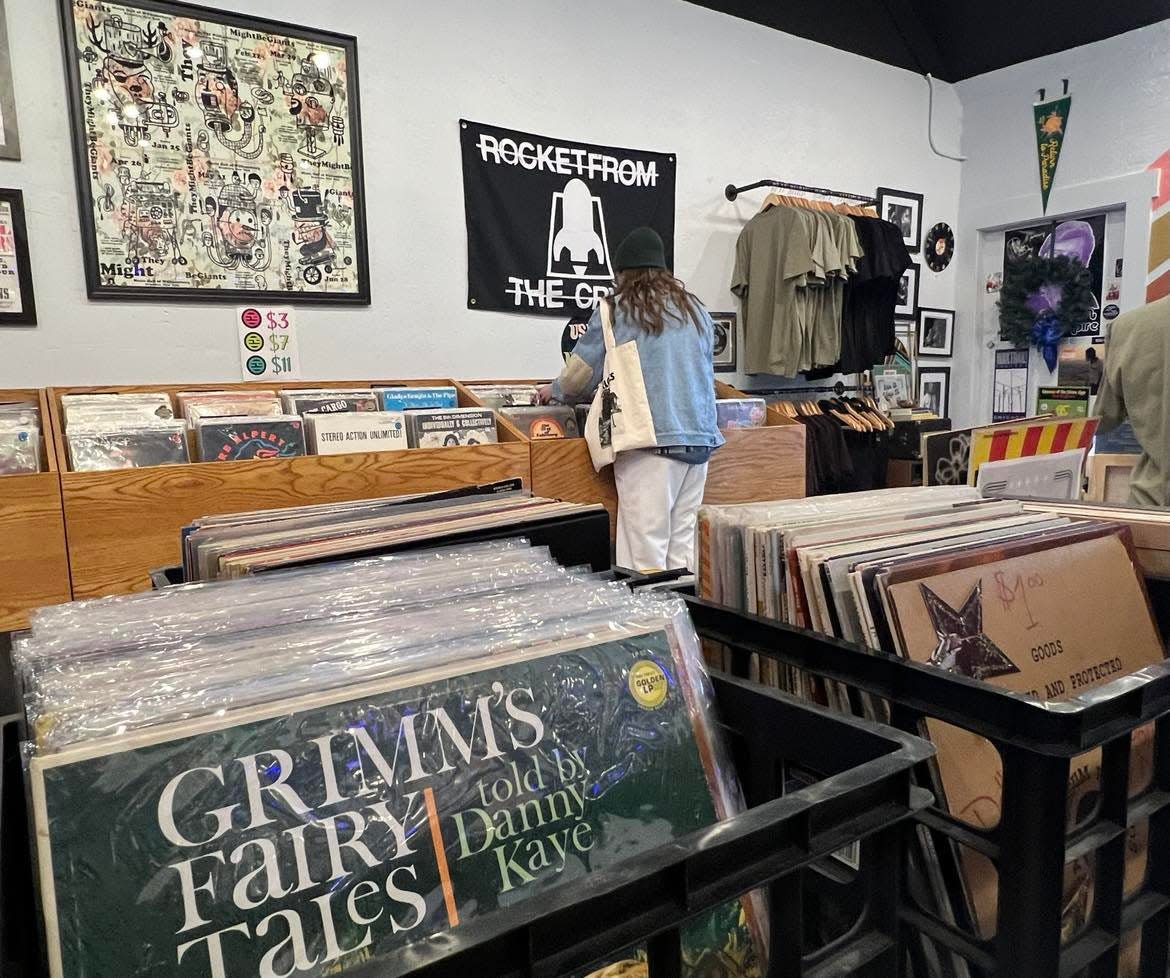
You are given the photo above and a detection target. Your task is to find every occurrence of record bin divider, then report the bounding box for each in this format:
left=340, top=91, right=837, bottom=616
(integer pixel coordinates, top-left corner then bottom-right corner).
left=0, top=630, right=935, bottom=978
left=454, top=380, right=808, bottom=539
left=0, top=390, right=71, bottom=630
left=45, top=380, right=534, bottom=600
left=681, top=595, right=1170, bottom=978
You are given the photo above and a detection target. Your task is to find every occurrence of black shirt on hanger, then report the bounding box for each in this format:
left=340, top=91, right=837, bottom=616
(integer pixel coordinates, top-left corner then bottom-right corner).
left=839, top=217, right=912, bottom=373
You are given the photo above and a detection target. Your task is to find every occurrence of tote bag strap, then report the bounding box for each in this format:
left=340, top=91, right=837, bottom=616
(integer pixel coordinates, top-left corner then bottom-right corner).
left=598, top=297, right=617, bottom=352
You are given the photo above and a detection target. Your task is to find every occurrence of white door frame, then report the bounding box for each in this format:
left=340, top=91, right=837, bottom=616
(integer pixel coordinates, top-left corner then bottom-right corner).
left=965, top=170, right=1158, bottom=424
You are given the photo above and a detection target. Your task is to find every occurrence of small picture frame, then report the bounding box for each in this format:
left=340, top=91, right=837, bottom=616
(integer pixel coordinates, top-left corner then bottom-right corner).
left=711, top=311, right=737, bottom=372
left=917, top=365, right=951, bottom=418
left=873, top=369, right=911, bottom=412
left=876, top=187, right=924, bottom=252
left=917, top=307, right=954, bottom=358
left=894, top=262, right=920, bottom=319
left=0, top=188, right=36, bottom=326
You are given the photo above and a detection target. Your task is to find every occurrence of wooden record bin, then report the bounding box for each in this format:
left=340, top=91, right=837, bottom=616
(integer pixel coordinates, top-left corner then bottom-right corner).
left=46, top=380, right=532, bottom=599
left=0, top=389, right=71, bottom=628
left=457, top=380, right=806, bottom=534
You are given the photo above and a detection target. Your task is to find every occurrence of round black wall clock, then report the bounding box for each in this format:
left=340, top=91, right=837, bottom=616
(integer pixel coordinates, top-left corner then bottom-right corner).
left=925, top=222, right=954, bottom=272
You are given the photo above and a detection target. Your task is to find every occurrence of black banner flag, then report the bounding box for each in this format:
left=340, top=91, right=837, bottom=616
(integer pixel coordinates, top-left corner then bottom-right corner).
left=460, top=119, right=676, bottom=316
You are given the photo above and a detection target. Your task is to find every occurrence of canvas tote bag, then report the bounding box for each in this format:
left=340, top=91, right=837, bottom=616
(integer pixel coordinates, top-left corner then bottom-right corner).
left=584, top=299, right=658, bottom=471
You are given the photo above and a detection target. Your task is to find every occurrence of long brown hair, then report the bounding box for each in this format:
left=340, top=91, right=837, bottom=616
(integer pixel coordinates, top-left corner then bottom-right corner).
left=612, top=267, right=702, bottom=334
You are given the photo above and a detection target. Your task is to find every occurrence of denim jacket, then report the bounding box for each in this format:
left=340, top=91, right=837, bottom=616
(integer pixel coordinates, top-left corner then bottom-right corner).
left=549, top=297, right=724, bottom=451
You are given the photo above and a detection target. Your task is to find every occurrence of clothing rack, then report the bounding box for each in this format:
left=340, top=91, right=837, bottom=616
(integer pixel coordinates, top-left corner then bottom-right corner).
left=724, top=179, right=877, bottom=204
left=744, top=381, right=872, bottom=398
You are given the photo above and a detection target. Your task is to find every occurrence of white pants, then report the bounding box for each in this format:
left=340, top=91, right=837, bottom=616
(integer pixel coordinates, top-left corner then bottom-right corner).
left=614, top=449, right=709, bottom=572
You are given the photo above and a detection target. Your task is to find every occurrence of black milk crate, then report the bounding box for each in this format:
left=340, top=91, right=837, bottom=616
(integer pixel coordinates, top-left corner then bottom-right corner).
left=684, top=595, right=1170, bottom=978
left=0, top=645, right=932, bottom=978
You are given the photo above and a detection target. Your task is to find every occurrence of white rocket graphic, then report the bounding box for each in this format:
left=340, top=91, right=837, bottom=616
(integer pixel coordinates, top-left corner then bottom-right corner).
left=551, top=178, right=606, bottom=275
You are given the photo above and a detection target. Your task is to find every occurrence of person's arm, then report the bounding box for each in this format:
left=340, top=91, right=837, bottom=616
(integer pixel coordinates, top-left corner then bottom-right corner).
left=545, top=306, right=605, bottom=404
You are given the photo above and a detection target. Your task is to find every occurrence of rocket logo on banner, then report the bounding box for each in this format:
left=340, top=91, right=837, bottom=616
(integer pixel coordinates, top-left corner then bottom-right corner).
left=1033, top=90, right=1071, bottom=214
left=460, top=119, right=676, bottom=316
left=547, top=178, right=612, bottom=280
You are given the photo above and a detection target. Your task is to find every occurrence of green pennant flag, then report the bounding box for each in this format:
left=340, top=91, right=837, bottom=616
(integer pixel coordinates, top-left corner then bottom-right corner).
left=1034, top=94, right=1071, bottom=213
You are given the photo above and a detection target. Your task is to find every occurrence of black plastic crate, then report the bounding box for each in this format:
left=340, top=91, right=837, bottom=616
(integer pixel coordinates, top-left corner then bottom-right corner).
left=0, top=655, right=932, bottom=978
left=684, top=595, right=1170, bottom=978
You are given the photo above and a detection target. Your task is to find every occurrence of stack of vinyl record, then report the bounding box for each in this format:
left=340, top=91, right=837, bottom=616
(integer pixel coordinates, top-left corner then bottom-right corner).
left=467, top=384, right=544, bottom=409
left=16, top=529, right=765, bottom=977
left=61, top=392, right=188, bottom=471
left=179, top=488, right=603, bottom=580
left=0, top=398, right=41, bottom=474
left=696, top=486, right=1165, bottom=954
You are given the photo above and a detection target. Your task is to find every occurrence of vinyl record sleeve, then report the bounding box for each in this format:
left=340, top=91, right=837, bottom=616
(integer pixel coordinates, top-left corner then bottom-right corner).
left=195, top=416, right=306, bottom=462
left=715, top=398, right=767, bottom=430
left=374, top=387, right=459, bottom=411
left=405, top=409, right=498, bottom=449
left=281, top=391, right=379, bottom=416
left=501, top=405, right=581, bottom=439
left=66, top=424, right=189, bottom=471
left=306, top=411, right=407, bottom=456
left=877, top=524, right=1163, bottom=939
left=30, top=624, right=763, bottom=978
left=0, top=423, right=40, bottom=473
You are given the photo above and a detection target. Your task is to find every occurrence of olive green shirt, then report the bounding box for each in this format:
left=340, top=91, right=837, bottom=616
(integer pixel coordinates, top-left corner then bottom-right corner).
left=1094, top=297, right=1169, bottom=508
left=732, top=206, right=815, bottom=375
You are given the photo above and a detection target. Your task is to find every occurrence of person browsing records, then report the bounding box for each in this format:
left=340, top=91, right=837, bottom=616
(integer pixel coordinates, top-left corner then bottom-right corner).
left=539, top=227, right=723, bottom=571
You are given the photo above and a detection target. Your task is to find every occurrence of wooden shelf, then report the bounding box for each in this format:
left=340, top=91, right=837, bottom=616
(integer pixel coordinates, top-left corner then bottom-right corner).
left=47, top=380, right=531, bottom=599
left=458, top=379, right=806, bottom=535
left=0, top=389, right=71, bottom=628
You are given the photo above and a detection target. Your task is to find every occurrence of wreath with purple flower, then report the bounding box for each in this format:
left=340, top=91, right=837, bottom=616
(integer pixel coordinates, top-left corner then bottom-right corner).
left=997, top=254, right=1094, bottom=371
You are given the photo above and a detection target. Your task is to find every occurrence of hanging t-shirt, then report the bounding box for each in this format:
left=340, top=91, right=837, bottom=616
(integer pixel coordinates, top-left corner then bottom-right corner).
left=839, top=217, right=912, bottom=373
left=790, top=210, right=863, bottom=373
left=732, top=206, right=815, bottom=375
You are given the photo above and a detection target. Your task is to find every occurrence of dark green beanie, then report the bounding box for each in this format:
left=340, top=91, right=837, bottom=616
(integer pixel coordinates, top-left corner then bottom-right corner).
left=614, top=227, right=666, bottom=271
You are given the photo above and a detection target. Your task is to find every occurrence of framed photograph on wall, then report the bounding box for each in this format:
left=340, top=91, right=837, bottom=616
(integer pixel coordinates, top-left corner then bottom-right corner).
left=57, top=0, right=370, bottom=303
left=917, top=307, right=954, bottom=357
left=0, top=189, right=37, bottom=325
left=917, top=365, right=951, bottom=418
left=876, top=187, right=924, bottom=252
left=0, top=1, right=21, bottom=160
left=711, top=311, right=737, bottom=372
left=894, top=262, right=920, bottom=318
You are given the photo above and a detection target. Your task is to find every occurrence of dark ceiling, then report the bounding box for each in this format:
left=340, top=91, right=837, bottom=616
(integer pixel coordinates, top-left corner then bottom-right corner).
left=686, top=0, right=1170, bottom=81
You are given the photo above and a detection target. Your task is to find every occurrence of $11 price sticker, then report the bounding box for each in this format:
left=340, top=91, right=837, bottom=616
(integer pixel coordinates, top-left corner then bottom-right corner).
left=237, top=306, right=302, bottom=380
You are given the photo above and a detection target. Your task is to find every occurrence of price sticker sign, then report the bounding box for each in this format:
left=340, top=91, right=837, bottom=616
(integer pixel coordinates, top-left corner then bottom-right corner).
left=237, top=306, right=301, bottom=380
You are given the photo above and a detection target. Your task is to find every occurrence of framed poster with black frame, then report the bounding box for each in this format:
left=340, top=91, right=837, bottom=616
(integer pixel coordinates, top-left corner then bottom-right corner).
left=894, top=262, right=920, bottom=319
left=916, top=307, right=954, bottom=357
left=711, top=310, right=737, bottom=372
left=56, top=0, right=370, bottom=304
left=917, top=365, right=951, bottom=418
left=0, top=188, right=36, bottom=325
left=876, top=187, right=924, bottom=252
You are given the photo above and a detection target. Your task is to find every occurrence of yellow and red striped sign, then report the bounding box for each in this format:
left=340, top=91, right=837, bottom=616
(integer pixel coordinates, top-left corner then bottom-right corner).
left=967, top=417, right=1099, bottom=485
left=1148, top=150, right=1169, bottom=303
